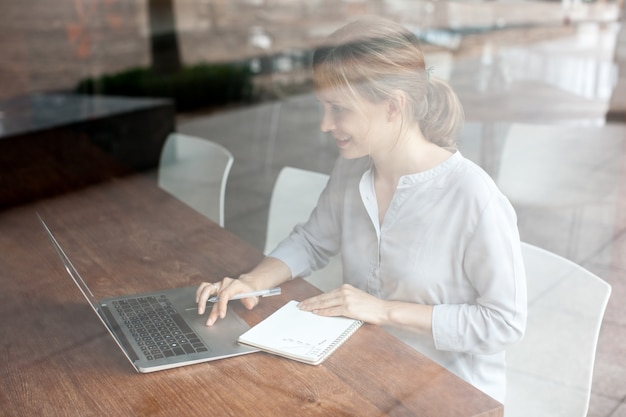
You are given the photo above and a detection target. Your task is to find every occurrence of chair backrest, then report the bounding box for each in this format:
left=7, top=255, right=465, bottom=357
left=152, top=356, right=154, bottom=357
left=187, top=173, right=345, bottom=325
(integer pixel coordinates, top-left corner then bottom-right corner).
left=505, top=242, right=612, bottom=417
left=265, top=166, right=341, bottom=292
left=265, top=166, right=329, bottom=253
left=158, top=133, right=234, bottom=227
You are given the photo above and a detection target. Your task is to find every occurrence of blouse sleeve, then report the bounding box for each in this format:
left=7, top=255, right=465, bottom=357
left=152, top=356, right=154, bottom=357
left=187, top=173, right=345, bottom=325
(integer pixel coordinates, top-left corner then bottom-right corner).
left=432, top=192, right=527, bottom=355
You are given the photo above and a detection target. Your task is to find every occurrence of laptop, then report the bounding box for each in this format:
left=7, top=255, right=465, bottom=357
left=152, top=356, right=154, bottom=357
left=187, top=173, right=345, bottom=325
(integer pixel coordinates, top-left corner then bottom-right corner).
left=38, top=214, right=259, bottom=373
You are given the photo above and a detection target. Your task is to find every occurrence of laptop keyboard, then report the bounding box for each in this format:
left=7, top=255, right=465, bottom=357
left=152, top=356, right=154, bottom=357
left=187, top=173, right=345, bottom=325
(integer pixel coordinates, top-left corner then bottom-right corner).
left=113, top=295, right=209, bottom=361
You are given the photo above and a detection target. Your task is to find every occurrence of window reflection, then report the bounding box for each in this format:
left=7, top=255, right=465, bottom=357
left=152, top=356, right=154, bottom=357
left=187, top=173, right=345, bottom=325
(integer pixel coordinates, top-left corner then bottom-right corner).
left=0, top=4, right=624, bottom=415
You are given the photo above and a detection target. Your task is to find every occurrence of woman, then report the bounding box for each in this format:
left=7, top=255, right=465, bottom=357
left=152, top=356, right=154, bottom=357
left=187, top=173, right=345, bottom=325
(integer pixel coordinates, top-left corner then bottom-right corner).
left=196, top=17, right=526, bottom=403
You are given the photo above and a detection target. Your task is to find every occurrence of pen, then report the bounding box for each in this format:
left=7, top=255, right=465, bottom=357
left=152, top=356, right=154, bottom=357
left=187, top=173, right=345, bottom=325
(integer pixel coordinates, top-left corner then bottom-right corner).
left=207, top=287, right=281, bottom=303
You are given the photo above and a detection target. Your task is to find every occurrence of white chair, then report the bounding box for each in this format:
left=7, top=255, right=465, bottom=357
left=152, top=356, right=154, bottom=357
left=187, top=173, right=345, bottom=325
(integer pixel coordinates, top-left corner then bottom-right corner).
left=505, top=242, right=612, bottom=417
left=158, top=132, right=234, bottom=227
left=265, top=166, right=342, bottom=292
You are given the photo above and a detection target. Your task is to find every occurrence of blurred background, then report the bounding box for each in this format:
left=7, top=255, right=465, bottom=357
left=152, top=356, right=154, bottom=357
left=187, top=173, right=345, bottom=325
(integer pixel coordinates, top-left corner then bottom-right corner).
left=0, top=0, right=621, bottom=104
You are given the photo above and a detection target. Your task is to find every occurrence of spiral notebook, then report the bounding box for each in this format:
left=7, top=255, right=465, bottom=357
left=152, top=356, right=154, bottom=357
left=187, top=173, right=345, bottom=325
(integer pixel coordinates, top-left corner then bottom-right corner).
left=238, top=300, right=362, bottom=365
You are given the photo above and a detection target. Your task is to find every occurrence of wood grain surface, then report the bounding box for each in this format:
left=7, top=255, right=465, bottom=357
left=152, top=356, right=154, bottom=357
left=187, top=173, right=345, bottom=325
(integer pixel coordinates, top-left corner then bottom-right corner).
left=0, top=174, right=502, bottom=417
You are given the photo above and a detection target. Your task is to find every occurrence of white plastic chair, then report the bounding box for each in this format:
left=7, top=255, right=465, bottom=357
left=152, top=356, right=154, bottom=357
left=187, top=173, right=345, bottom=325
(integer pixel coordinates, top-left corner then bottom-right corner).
left=265, top=166, right=342, bottom=292
left=505, top=242, right=612, bottom=417
left=158, top=132, right=234, bottom=227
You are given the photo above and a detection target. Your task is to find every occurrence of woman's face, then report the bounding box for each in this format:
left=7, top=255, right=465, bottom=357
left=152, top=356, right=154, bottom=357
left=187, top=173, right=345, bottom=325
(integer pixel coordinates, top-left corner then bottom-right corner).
left=315, top=87, right=392, bottom=160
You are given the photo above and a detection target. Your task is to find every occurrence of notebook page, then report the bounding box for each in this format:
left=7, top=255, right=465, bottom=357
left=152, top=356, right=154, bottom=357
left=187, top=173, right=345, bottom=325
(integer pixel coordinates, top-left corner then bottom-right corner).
left=238, top=300, right=361, bottom=364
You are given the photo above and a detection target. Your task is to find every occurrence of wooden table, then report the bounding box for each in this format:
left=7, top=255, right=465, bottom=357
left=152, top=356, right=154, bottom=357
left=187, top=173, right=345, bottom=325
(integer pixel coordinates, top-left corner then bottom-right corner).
left=0, top=174, right=503, bottom=417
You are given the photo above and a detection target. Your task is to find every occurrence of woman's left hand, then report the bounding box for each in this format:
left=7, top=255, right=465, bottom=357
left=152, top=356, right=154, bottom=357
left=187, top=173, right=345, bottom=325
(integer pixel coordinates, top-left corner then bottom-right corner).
left=297, top=284, right=389, bottom=325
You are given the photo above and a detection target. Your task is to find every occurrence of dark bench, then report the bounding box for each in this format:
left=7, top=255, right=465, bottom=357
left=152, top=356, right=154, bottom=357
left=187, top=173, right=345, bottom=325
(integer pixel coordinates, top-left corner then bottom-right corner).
left=0, top=93, right=175, bottom=209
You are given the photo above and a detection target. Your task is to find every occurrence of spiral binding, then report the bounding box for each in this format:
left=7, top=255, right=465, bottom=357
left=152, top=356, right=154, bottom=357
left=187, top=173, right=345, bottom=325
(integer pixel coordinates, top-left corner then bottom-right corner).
left=313, top=320, right=363, bottom=365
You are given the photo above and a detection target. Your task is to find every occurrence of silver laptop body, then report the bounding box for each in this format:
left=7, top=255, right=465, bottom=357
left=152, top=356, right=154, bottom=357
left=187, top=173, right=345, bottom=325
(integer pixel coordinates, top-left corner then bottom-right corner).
left=38, top=214, right=258, bottom=372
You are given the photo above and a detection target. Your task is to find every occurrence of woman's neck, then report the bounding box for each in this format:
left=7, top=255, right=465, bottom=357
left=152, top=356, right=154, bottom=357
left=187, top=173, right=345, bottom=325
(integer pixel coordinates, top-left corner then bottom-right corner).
left=371, top=129, right=452, bottom=187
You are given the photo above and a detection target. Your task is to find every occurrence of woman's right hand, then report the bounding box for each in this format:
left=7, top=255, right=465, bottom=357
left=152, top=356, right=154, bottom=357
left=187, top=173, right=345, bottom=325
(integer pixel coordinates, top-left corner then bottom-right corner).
left=196, top=256, right=293, bottom=326
left=195, top=277, right=259, bottom=326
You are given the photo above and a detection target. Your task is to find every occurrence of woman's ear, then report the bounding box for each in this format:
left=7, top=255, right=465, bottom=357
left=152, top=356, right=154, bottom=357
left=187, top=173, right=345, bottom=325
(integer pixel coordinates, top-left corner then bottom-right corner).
left=386, top=90, right=407, bottom=121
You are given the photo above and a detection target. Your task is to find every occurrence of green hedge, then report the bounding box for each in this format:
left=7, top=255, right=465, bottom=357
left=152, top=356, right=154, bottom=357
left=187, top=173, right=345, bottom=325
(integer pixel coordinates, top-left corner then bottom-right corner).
left=75, top=63, right=254, bottom=111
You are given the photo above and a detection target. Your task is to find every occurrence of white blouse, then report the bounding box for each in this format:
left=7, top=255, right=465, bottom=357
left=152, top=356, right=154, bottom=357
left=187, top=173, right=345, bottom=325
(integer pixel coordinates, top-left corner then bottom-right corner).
left=269, top=151, right=527, bottom=403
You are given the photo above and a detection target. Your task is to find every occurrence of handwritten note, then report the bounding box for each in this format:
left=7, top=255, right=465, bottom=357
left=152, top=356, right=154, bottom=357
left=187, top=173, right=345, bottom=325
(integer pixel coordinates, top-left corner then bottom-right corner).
left=238, top=300, right=362, bottom=365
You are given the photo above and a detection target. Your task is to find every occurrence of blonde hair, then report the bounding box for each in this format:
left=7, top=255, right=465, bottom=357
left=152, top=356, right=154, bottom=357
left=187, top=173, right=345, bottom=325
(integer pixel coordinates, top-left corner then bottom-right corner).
left=313, top=17, right=463, bottom=149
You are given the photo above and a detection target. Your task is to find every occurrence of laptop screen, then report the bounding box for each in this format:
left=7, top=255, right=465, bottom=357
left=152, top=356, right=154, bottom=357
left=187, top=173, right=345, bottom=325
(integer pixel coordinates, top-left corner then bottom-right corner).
left=37, top=213, right=110, bottom=323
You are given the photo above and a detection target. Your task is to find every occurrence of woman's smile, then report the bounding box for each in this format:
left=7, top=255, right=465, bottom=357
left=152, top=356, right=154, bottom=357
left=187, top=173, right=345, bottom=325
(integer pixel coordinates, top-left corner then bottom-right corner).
left=334, top=135, right=351, bottom=148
